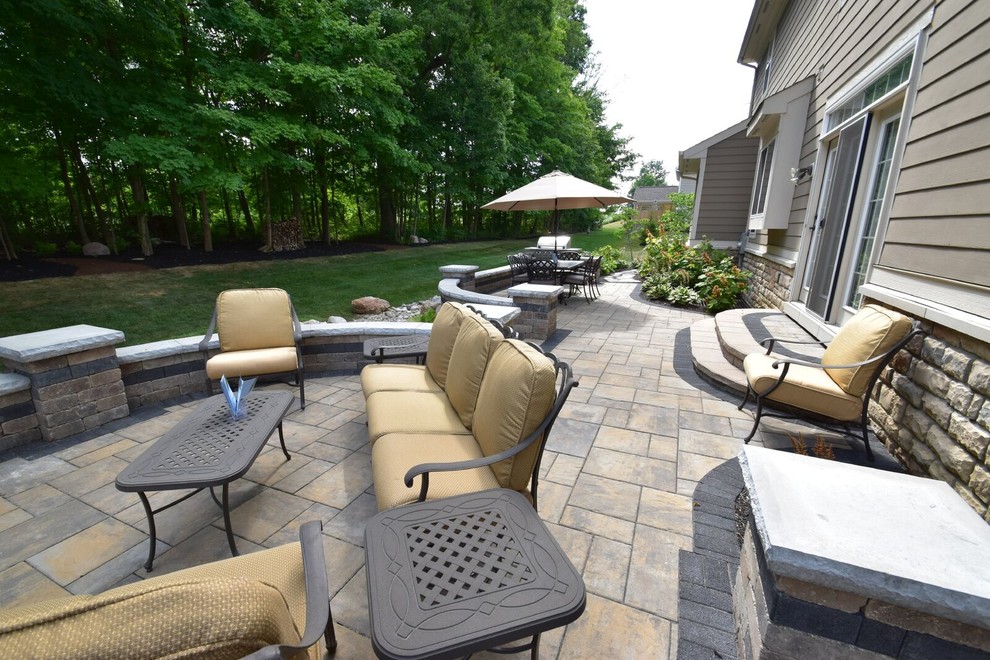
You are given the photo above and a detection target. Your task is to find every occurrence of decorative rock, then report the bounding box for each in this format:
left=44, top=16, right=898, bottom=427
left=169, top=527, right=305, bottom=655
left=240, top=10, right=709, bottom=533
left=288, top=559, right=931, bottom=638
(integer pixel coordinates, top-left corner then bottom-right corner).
left=410, top=235, right=429, bottom=245
left=326, top=316, right=348, bottom=324
left=83, top=242, right=110, bottom=256
left=352, top=296, right=390, bottom=315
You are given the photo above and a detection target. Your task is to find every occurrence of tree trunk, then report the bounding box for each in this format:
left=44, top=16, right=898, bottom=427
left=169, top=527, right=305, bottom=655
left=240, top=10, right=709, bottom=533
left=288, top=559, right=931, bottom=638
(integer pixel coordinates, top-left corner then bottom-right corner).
left=198, top=191, right=213, bottom=252
left=378, top=183, right=397, bottom=240
left=72, top=143, right=112, bottom=249
left=221, top=189, right=236, bottom=239
left=262, top=168, right=272, bottom=250
left=169, top=178, right=191, bottom=248
left=292, top=187, right=303, bottom=227
left=54, top=128, right=90, bottom=245
left=129, top=168, right=153, bottom=256
left=237, top=189, right=254, bottom=233
left=0, top=214, right=17, bottom=260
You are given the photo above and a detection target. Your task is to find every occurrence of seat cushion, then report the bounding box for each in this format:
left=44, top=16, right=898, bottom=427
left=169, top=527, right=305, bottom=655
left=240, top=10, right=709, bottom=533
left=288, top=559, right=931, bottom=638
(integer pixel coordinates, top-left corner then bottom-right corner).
left=473, top=340, right=558, bottom=491
left=372, top=433, right=501, bottom=511
left=216, top=288, right=296, bottom=352
left=0, top=542, right=318, bottom=659
left=425, top=302, right=473, bottom=389
left=744, top=353, right=864, bottom=421
left=822, top=304, right=912, bottom=396
left=445, top=314, right=504, bottom=429
left=365, top=390, right=471, bottom=444
left=360, top=363, right=442, bottom=396
left=206, top=346, right=298, bottom=379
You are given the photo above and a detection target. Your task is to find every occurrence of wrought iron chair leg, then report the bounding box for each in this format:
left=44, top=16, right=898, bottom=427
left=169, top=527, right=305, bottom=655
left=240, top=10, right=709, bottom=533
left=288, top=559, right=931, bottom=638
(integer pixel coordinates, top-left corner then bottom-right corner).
left=859, top=415, right=875, bottom=462
left=738, top=385, right=752, bottom=410
left=743, top=398, right=763, bottom=443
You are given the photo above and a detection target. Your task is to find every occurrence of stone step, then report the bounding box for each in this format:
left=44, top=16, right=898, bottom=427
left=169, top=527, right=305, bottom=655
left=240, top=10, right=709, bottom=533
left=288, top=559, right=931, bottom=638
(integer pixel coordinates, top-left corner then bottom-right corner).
left=691, top=308, right=828, bottom=395
left=690, top=317, right=747, bottom=394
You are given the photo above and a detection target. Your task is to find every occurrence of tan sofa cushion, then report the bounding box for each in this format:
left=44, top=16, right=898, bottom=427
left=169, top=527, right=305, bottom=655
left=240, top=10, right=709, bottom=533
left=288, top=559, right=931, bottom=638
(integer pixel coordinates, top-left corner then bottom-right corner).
left=473, top=340, right=557, bottom=491
left=360, top=363, right=443, bottom=396
left=445, top=314, right=504, bottom=429
left=822, top=304, right=912, bottom=396
left=425, top=302, right=472, bottom=389
left=206, top=346, right=298, bottom=379
left=0, top=542, right=320, bottom=659
left=744, top=352, right=864, bottom=421
left=216, top=288, right=296, bottom=353
left=365, top=390, right=472, bottom=444
left=372, top=433, right=502, bottom=511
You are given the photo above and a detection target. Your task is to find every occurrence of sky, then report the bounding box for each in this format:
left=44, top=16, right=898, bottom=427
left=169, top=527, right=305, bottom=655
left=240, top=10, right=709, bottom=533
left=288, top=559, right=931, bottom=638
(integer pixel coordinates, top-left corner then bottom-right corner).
left=582, top=0, right=757, bottom=185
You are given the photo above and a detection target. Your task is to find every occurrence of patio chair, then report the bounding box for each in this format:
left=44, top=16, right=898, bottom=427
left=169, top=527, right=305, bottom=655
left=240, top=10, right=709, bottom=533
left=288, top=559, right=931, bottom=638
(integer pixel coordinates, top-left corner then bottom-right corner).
left=200, top=287, right=306, bottom=408
left=527, top=257, right=559, bottom=284
left=561, top=255, right=600, bottom=303
left=507, top=253, right=530, bottom=285
left=0, top=520, right=335, bottom=659
left=738, top=304, right=919, bottom=460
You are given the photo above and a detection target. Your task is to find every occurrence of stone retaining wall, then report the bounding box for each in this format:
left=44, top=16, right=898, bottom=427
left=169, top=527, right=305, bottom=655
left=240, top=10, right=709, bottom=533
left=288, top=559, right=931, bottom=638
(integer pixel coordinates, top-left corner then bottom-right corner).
left=871, top=312, right=990, bottom=522
left=741, top=253, right=793, bottom=310
left=0, top=374, right=40, bottom=452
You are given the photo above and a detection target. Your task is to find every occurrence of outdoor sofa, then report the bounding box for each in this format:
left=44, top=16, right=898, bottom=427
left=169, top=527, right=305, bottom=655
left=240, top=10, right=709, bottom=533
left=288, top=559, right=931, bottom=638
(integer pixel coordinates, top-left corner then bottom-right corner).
left=360, top=302, right=577, bottom=511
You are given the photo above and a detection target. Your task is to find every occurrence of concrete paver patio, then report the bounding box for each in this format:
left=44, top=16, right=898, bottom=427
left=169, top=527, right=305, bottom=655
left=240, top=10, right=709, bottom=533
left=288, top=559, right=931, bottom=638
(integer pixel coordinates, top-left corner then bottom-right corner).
left=0, top=276, right=849, bottom=658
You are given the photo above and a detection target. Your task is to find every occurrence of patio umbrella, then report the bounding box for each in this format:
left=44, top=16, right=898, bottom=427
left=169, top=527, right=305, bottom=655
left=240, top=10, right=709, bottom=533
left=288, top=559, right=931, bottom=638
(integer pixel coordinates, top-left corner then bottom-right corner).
left=482, top=170, right=634, bottom=235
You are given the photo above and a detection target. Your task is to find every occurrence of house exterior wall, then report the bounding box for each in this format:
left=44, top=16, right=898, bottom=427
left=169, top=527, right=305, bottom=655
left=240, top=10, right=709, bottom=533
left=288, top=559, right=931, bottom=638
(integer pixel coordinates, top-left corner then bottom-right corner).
left=691, top=131, right=760, bottom=243
left=736, top=0, right=990, bottom=521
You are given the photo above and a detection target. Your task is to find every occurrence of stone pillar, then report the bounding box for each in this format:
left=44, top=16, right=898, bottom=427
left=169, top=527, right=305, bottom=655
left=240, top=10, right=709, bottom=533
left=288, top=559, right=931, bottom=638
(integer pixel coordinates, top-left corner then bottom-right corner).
left=0, top=325, right=129, bottom=442
left=438, top=265, right=479, bottom=294
left=0, top=373, right=39, bottom=452
left=508, top=283, right=563, bottom=340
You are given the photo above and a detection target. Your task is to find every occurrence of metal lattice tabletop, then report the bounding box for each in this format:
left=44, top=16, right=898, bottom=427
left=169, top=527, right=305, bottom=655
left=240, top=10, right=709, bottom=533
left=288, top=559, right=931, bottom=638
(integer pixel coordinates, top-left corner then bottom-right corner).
left=116, top=391, right=293, bottom=570
left=363, top=335, right=430, bottom=364
left=365, top=489, right=586, bottom=660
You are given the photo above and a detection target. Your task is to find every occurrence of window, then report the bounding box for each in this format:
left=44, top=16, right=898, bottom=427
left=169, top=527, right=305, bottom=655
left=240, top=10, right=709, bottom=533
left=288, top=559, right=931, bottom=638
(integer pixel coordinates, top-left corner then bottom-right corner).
left=845, top=116, right=900, bottom=309
left=751, top=140, right=775, bottom=216
left=826, top=54, right=912, bottom=131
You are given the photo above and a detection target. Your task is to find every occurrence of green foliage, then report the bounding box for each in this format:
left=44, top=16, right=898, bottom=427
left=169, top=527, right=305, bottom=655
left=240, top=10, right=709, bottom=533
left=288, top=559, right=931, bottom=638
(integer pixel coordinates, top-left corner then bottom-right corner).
left=592, top=245, right=633, bottom=275
left=412, top=307, right=437, bottom=323
left=64, top=240, right=82, bottom=256
left=658, top=192, right=694, bottom=236
left=638, top=234, right=750, bottom=313
left=628, top=159, right=668, bottom=195
left=33, top=241, right=57, bottom=257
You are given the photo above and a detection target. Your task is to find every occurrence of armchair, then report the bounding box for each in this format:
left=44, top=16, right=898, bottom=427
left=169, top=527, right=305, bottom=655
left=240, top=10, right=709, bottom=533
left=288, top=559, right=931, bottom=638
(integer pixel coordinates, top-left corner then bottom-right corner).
left=200, top=288, right=306, bottom=409
left=0, top=521, right=335, bottom=659
left=738, top=304, right=918, bottom=460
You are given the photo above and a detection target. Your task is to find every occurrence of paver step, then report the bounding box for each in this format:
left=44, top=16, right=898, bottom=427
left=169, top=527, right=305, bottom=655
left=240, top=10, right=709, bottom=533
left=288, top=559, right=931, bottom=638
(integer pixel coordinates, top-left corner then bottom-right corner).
left=690, top=317, right=747, bottom=394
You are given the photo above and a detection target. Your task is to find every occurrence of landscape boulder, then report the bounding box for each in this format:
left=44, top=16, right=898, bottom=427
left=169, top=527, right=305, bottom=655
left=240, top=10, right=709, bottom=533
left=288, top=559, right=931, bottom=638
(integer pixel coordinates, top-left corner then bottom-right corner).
left=83, top=242, right=111, bottom=257
left=352, top=296, right=390, bottom=315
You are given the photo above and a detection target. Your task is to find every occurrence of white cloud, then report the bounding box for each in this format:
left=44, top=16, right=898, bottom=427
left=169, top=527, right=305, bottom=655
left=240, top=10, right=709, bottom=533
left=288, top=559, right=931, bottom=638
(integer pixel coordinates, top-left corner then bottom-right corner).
left=583, top=0, right=756, bottom=182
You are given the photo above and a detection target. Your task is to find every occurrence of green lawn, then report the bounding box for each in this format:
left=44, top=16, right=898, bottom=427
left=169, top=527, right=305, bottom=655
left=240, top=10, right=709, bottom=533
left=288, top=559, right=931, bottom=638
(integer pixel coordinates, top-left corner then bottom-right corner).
left=0, top=233, right=616, bottom=346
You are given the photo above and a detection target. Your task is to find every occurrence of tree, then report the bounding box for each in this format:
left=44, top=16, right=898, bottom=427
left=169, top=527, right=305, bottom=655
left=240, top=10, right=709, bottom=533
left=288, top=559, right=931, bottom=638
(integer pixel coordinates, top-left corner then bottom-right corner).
left=629, top=159, right=669, bottom=195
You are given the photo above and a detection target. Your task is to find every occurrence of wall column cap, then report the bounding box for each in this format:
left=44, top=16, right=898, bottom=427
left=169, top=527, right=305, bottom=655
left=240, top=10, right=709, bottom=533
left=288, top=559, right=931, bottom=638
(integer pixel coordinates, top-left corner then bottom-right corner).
left=0, top=325, right=125, bottom=363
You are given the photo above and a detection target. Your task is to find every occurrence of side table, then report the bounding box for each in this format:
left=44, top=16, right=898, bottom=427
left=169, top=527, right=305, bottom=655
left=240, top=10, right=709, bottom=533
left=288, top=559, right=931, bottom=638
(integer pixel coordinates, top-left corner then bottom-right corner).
left=116, top=391, right=293, bottom=570
left=365, top=489, right=586, bottom=659
left=363, top=335, right=430, bottom=364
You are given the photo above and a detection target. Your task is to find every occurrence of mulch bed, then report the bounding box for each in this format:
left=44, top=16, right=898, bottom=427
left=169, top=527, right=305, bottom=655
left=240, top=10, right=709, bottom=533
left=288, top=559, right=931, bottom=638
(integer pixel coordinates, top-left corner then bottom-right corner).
left=0, top=241, right=386, bottom=282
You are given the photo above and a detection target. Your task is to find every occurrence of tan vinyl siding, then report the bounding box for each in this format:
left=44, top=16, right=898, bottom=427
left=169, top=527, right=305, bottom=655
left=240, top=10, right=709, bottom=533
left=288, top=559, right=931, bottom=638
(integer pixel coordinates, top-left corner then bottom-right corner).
left=880, top=0, right=990, bottom=290
left=752, top=0, right=928, bottom=244
left=693, top=132, right=759, bottom=242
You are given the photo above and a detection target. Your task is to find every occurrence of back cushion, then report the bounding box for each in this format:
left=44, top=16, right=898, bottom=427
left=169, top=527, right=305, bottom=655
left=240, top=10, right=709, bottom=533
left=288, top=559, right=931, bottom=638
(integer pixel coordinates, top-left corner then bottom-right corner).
left=425, top=302, right=471, bottom=389
left=823, top=304, right=912, bottom=396
left=217, top=288, right=295, bottom=352
left=445, top=315, right=503, bottom=428
left=473, top=340, right=557, bottom=491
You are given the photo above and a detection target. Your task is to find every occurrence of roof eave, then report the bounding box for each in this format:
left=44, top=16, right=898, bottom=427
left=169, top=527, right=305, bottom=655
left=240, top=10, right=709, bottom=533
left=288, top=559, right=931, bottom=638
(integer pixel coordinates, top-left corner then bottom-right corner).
left=738, top=0, right=791, bottom=65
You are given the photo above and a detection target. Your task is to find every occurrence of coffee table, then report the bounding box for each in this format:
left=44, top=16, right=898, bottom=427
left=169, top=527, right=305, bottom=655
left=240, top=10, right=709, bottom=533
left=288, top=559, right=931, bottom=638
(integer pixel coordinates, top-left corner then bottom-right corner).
left=365, top=489, right=586, bottom=659
left=116, top=391, right=293, bottom=571
left=363, top=335, right=430, bottom=364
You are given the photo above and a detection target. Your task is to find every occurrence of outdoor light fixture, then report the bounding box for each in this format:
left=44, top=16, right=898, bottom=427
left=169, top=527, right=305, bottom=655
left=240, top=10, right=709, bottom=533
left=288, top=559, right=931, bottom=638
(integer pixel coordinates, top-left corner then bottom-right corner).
left=790, top=166, right=813, bottom=184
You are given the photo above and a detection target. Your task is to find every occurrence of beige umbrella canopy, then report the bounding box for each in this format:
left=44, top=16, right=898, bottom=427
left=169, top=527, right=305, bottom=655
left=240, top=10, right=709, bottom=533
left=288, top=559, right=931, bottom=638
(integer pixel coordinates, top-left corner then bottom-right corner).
left=482, top=170, right=634, bottom=235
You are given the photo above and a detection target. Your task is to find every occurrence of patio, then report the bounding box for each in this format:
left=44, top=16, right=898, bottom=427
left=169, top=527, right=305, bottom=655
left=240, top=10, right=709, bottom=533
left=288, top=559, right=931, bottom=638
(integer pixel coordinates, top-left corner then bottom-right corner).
left=0, top=275, right=882, bottom=658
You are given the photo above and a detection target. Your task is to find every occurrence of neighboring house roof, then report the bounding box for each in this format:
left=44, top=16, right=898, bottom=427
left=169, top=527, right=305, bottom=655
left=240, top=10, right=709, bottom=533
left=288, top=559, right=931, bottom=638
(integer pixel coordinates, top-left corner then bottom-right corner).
left=632, top=186, right=678, bottom=203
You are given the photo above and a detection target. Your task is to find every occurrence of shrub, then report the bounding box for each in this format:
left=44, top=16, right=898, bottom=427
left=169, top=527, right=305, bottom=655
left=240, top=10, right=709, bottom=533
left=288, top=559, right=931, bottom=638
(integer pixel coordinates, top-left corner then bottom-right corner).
left=638, top=232, right=750, bottom=313
left=592, top=245, right=633, bottom=275
left=64, top=240, right=83, bottom=256
left=412, top=307, right=437, bottom=323
left=33, top=241, right=57, bottom=257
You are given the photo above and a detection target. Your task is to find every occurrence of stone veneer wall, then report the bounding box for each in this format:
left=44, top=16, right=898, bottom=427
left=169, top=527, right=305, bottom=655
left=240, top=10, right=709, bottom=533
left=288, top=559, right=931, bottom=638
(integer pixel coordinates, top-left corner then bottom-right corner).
left=869, top=308, right=990, bottom=523
left=740, top=253, right=793, bottom=310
